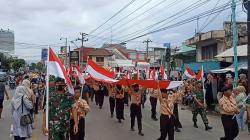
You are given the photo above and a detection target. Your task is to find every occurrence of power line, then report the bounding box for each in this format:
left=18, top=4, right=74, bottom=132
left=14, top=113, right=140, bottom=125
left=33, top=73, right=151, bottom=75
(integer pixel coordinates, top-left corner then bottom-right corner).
left=88, top=0, right=138, bottom=35
left=122, top=0, right=236, bottom=42
left=114, top=0, right=211, bottom=41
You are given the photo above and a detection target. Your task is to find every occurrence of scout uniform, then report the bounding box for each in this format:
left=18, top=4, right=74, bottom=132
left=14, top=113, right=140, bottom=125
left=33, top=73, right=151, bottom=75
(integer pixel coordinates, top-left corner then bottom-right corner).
left=219, top=95, right=239, bottom=140
left=70, top=98, right=90, bottom=140
left=109, top=86, right=116, bottom=118
left=130, top=85, right=144, bottom=136
left=115, top=87, right=125, bottom=123
left=192, top=88, right=212, bottom=130
left=157, top=89, right=175, bottom=140
left=149, top=88, right=158, bottom=121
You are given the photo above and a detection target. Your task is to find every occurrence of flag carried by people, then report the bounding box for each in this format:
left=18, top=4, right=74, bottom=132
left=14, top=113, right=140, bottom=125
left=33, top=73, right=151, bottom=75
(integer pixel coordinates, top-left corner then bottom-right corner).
left=48, top=48, right=74, bottom=94
left=75, top=64, right=86, bottom=85
left=184, top=67, right=196, bottom=79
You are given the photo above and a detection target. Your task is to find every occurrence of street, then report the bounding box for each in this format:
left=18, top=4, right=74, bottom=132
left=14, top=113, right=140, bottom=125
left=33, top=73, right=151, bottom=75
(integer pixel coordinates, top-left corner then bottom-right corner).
left=1, top=88, right=249, bottom=140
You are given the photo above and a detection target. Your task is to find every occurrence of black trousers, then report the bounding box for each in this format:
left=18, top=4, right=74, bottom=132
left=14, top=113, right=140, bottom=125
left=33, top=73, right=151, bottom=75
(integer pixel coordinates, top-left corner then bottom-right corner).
left=124, top=92, right=129, bottom=105
left=116, top=98, right=124, bottom=120
left=130, top=103, right=142, bottom=131
left=94, top=90, right=98, bottom=105
left=150, top=97, right=157, bottom=118
left=221, top=114, right=239, bottom=140
left=14, top=136, right=26, bottom=140
left=173, top=103, right=182, bottom=128
left=70, top=118, right=85, bottom=140
left=109, top=97, right=115, bottom=115
left=98, top=92, right=105, bottom=108
left=35, top=97, right=40, bottom=114
left=158, top=114, right=175, bottom=140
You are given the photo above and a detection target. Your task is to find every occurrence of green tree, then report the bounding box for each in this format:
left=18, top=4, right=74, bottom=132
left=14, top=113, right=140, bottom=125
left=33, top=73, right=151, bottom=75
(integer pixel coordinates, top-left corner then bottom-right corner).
left=29, top=63, right=37, bottom=71
left=12, top=59, right=26, bottom=71
left=36, top=62, right=45, bottom=71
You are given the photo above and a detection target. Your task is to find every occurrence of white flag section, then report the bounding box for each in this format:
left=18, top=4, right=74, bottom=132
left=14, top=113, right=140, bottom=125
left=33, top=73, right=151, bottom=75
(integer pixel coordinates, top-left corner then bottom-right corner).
left=86, top=59, right=117, bottom=83
left=48, top=48, right=74, bottom=94
left=184, top=67, right=196, bottom=79
left=75, top=65, right=85, bottom=85
left=166, top=81, right=183, bottom=89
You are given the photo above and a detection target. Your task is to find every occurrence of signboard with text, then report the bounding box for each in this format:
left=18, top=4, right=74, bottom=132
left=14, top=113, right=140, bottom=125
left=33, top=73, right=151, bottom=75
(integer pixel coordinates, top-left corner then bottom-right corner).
left=41, top=48, right=48, bottom=61
left=70, top=51, right=80, bottom=65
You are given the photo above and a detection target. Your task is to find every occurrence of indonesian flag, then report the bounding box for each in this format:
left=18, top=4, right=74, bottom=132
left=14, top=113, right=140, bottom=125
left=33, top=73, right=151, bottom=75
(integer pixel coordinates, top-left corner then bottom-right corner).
left=75, top=64, right=85, bottom=84
left=48, top=48, right=74, bottom=94
left=86, top=59, right=117, bottom=83
left=151, top=67, right=156, bottom=79
left=196, top=66, right=203, bottom=81
left=160, top=65, right=164, bottom=76
left=184, top=67, right=196, bottom=79
left=68, top=65, right=74, bottom=75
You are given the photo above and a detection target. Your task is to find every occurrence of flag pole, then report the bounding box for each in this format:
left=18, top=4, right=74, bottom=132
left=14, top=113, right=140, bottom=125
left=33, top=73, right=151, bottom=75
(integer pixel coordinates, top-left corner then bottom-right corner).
left=46, top=46, right=50, bottom=129
left=201, top=66, right=206, bottom=106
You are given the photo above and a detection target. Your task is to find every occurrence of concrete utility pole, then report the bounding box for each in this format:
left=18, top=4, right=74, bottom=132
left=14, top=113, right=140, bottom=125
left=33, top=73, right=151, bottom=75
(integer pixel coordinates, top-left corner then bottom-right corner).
left=78, top=33, right=88, bottom=48
left=143, top=39, right=152, bottom=62
left=231, top=0, right=238, bottom=85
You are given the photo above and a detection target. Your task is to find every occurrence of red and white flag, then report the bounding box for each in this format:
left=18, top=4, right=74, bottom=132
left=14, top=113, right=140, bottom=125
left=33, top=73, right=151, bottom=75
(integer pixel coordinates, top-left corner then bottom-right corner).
left=48, top=48, right=74, bottom=94
left=196, top=66, right=204, bottom=81
left=184, top=67, right=196, bottom=79
left=75, top=64, right=85, bottom=85
left=86, top=59, right=117, bottom=83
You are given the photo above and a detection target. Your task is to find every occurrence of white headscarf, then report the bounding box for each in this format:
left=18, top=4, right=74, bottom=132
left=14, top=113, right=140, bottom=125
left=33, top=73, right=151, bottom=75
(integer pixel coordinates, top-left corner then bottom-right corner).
left=11, top=86, right=27, bottom=110
left=21, top=79, right=32, bottom=99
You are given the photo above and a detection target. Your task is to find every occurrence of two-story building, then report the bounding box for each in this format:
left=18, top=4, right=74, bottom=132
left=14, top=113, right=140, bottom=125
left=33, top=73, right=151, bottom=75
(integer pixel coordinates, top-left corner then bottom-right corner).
left=88, top=48, right=113, bottom=67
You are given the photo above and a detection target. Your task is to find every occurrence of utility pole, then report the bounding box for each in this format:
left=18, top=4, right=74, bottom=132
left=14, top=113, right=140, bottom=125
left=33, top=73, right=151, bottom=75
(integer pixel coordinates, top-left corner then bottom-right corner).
left=78, top=33, right=88, bottom=48
left=244, top=0, right=250, bottom=92
left=231, top=0, right=238, bottom=85
left=143, top=39, right=152, bottom=62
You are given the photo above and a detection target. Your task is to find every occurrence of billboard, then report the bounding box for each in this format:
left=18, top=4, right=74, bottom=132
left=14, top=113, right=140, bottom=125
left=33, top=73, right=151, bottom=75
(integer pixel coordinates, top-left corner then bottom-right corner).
left=163, top=43, right=171, bottom=48
left=41, top=48, right=48, bottom=61
left=70, top=51, right=80, bottom=65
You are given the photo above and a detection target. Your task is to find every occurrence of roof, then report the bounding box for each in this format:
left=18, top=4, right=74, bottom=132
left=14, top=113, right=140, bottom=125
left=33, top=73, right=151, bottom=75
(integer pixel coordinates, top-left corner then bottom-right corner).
left=215, top=45, right=247, bottom=58
left=88, top=48, right=113, bottom=56
left=211, top=61, right=247, bottom=73
left=74, top=47, right=95, bottom=62
left=102, top=43, right=129, bottom=58
left=176, top=45, right=196, bottom=54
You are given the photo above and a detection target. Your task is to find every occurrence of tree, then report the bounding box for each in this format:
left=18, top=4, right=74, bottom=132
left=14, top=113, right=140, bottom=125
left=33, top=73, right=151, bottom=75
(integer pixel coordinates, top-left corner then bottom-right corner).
left=29, top=63, right=37, bottom=71
left=36, top=62, right=45, bottom=71
left=12, top=59, right=26, bottom=71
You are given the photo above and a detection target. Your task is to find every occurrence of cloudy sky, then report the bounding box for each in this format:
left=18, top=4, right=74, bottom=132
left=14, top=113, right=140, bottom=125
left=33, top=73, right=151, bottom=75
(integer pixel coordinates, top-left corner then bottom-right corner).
left=0, top=0, right=246, bottom=61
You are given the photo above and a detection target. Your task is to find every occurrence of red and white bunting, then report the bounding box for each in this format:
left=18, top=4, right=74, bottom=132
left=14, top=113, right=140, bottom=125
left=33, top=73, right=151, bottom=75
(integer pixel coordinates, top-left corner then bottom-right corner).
left=184, top=67, right=196, bottom=79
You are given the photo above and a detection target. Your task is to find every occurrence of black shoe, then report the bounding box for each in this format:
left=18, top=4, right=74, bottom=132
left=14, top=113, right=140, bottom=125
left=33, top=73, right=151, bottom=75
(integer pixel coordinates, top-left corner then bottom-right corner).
left=193, top=123, right=198, bottom=128
left=130, top=128, right=135, bottom=131
left=205, top=125, right=212, bottom=131
left=118, top=119, right=122, bottom=123
left=152, top=117, right=158, bottom=121
left=138, top=131, right=144, bottom=136
left=99, top=106, right=102, bottom=109
left=111, top=114, right=113, bottom=118
left=175, top=128, right=181, bottom=132
left=122, top=117, right=125, bottom=120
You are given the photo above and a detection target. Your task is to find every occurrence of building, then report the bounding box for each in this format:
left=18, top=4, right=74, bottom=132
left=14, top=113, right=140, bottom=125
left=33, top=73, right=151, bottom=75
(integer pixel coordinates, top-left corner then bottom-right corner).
left=0, top=29, right=14, bottom=54
left=74, top=47, right=95, bottom=68
left=88, top=48, right=113, bottom=67
left=148, top=47, right=166, bottom=67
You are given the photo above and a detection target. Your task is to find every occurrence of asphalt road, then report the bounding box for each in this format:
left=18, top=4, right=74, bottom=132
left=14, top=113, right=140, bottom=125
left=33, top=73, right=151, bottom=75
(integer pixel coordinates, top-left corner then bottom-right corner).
left=1, top=89, right=249, bottom=140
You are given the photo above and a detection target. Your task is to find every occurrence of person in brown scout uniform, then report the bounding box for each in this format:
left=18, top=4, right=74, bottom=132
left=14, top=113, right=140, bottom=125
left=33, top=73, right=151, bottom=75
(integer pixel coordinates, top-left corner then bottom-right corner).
left=219, top=84, right=240, bottom=140
left=156, top=88, right=177, bottom=140
left=108, top=84, right=116, bottom=118
left=129, top=84, right=145, bottom=136
left=115, top=84, right=125, bottom=123
left=149, top=88, right=158, bottom=121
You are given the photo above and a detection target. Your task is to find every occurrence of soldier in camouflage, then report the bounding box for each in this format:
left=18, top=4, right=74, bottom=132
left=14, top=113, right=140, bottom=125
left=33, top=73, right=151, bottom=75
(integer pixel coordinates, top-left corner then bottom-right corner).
left=192, top=81, right=212, bottom=131
left=42, top=77, right=78, bottom=140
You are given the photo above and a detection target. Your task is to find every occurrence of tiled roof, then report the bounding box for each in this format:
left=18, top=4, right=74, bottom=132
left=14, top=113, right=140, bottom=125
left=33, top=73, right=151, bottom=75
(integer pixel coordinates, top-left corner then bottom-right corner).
left=88, top=48, right=113, bottom=56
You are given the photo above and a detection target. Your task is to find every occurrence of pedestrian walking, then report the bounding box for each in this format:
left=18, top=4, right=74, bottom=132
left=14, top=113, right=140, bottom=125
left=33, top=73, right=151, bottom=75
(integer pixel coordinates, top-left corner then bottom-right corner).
left=0, top=81, right=9, bottom=119
left=11, top=86, right=33, bottom=140
left=115, top=84, right=125, bottom=123
left=149, top=88, right=158, bottom=121
left=129, top=84, right=144, bottom=136
left=70, top=86, right=90, bottom=140
left=98, top=83, right=105, bottom=109
left=93, top=81, right=99, bottom=106
left=219, top=84, right=239, bottom=140
left=192, top=82, right=212, bottom=131
left=108, top=85, right=116, bottom=118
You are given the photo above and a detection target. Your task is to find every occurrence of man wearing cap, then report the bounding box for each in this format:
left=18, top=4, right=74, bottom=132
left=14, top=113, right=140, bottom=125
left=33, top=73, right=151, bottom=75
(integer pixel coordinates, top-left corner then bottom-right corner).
left=192, top=82, right=212, bottom=131
left=129, top=84, right=145, bottom=136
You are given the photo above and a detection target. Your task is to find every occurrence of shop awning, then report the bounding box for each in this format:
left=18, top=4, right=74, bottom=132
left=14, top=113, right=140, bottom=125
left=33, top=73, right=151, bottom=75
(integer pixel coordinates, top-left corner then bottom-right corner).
left=211, top=61, right=247, bottom=73
left=215, top=45, right=247, bottom=58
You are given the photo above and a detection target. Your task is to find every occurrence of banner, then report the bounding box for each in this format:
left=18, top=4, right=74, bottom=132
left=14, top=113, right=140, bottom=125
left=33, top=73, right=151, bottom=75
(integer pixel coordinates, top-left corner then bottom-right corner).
left=70, top=51, right=80, bottom=66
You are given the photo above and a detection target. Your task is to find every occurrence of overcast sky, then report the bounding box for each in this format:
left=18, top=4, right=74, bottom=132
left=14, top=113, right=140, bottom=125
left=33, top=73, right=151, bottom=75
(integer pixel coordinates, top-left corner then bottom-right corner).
left=0, top=0, right=246, bottom=62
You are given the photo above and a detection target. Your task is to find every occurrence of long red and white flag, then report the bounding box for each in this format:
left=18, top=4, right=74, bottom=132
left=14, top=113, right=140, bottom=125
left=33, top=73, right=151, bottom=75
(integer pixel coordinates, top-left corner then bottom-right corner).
left=196, top=66, right=203, bottom=81
left=48, top=48, right=74, bottom=94
left=86, top=59, right=117, bottom=83
left=184, top=67, right=196, bottom=79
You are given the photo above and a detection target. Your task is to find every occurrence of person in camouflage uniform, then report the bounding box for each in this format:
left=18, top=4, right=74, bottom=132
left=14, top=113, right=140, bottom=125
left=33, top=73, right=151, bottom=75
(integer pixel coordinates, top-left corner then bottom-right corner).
left=192, top=81, right=212, bottom=131
left=42, top=77, right=78, bottom=140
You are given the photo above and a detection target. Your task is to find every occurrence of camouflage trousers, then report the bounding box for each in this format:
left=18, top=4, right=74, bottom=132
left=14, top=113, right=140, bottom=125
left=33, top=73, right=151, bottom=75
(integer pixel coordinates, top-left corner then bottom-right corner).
left=49, top=131, right=69, bottom=140
left=192, top=108, right=208, bottom=125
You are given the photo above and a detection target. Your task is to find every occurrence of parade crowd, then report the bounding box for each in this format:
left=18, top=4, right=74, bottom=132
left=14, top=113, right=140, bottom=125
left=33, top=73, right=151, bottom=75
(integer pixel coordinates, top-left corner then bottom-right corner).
left=0, top=70, right=250, bottom=140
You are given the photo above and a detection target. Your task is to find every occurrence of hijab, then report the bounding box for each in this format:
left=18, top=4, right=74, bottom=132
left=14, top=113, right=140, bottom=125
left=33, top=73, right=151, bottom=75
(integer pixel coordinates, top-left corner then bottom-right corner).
left=11, top=86, right=27, bottom=110
left=21, top=79, right=33, bottom=99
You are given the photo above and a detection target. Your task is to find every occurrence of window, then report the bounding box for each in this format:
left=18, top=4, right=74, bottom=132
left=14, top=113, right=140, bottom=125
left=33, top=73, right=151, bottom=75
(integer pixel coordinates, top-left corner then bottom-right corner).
left=201, top=44, right=217, bottom=60
left=96, top=57, right=104, bottom=62
left=129, top=52, right=137, bottom=59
